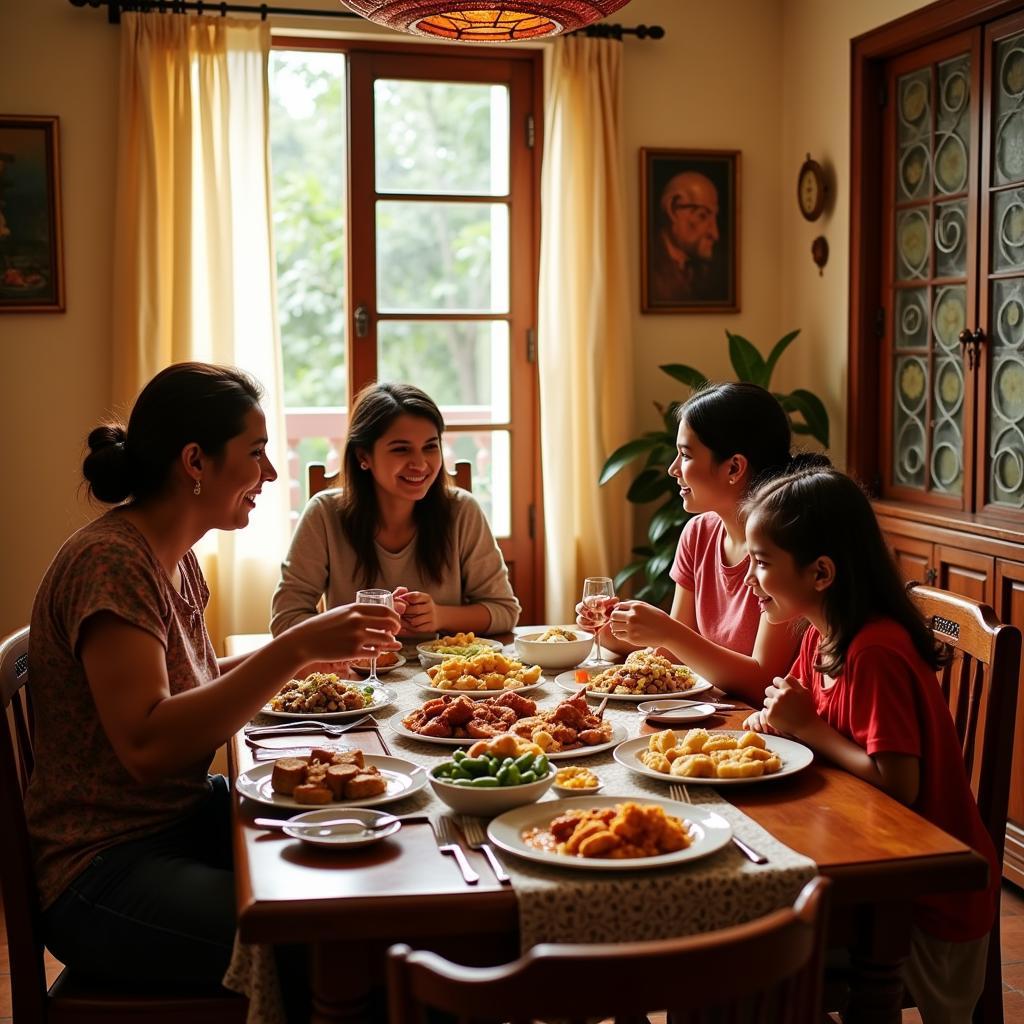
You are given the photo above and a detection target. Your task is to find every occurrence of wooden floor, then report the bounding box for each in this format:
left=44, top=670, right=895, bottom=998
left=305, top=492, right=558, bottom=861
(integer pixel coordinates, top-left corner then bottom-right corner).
left=1, top=883, right=1023, bottom=1021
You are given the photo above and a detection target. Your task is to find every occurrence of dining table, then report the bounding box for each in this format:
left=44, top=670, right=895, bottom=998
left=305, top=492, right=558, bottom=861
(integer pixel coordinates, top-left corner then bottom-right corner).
left=228, top=639, right=989, bottom=1024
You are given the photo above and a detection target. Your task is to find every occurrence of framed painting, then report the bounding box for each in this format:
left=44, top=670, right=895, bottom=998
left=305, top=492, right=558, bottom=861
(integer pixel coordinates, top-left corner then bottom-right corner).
left=641, top=148, right=739, bottom=314
left=0, top=115, right=65, bottom=313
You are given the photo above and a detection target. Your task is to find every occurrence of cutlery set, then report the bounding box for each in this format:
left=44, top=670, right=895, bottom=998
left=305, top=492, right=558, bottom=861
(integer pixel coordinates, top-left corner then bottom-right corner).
left=669, top=783, right=768, bottom=865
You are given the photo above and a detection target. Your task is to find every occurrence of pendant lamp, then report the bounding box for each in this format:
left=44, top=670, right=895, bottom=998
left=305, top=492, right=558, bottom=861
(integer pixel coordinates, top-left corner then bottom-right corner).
left=342, top=1, right=632, bottom=41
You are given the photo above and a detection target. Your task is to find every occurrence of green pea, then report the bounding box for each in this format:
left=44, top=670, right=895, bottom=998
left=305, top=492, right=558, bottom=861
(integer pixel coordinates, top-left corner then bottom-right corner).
left=519, top=770, right=537, bottom=784
left=487, top=757, right=500, bottom=774
left=451, top=766, right=472, bottom=780
left=497, top=764, right=522, bottom=787
left=513, top=752, right=536, bottom=772
left=502, top=757, right=515, bottom=767
left=452, top=778, right=475, bottom=787
left=431, top=764, right=452, bottom=778
left=470, top=776, right=500, bottom=788
left=461, top=756, right=492, bottom=777
left=532, top=754, right=549, bottom=776
left=452, top=750, right=467, bottom=763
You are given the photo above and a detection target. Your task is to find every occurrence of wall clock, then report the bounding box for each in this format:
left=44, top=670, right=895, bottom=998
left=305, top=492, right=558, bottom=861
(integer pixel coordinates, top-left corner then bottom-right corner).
left=798, top=154, right=828, bottom=222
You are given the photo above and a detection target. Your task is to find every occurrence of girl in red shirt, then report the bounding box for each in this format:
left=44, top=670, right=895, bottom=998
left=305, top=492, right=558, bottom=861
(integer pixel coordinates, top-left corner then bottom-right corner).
left=742, top=466, right=998, bottom=1023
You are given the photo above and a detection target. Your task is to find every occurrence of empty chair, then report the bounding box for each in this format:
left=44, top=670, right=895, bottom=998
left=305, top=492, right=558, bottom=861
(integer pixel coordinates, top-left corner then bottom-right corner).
left=0, top=627, right=248, bottom=1024
left=387, top=876, right=829, bottom=1024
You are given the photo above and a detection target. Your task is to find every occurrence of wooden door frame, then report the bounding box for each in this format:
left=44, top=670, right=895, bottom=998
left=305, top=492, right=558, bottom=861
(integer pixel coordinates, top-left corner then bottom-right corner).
left=848, top=0, right=1023, bottom=489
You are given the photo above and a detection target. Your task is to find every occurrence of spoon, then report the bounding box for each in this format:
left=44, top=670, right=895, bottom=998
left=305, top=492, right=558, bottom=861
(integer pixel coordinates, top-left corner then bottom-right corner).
left=640, top=699, right=736, bottom=713
left=253, top=811, right=430, bottom=834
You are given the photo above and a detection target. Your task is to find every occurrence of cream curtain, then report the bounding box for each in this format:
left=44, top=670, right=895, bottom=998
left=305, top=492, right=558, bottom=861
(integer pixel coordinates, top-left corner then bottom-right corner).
left=538, top=37, right=634, bottom=622
left=112, top=13, right=289, bottom=649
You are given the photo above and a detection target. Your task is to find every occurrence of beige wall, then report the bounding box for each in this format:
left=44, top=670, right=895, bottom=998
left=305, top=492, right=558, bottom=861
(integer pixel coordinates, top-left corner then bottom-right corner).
left=0, top=0, right=938, bottom=636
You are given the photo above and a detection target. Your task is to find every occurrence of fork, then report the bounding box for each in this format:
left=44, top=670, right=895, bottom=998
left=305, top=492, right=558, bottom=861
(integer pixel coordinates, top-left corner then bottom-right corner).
left=433, top=816, right=480, bottom=885
left=245, top=715, right=373, bottom=742
left=669, top=783, right=769, bottom=865
left=458, top=816, right=511, bottom=885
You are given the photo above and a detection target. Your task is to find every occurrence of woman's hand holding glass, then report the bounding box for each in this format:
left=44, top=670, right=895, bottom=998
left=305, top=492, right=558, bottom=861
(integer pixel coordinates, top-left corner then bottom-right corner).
left=294, top=601, right=401, bottom=667
left=579, top=577, right=617, bottom=665
left=355, top=589, right=398, bottom=684
left=399, top=590, right=439, bottom=634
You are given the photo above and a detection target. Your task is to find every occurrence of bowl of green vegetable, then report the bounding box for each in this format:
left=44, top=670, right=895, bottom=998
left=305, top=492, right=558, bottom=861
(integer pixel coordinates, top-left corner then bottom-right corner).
left=428, top=748, right=555, bottom=815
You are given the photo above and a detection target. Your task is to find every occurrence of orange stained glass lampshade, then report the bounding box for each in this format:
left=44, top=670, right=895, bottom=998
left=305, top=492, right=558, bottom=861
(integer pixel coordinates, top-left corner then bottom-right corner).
left=343, top=1, right=632, bottom=41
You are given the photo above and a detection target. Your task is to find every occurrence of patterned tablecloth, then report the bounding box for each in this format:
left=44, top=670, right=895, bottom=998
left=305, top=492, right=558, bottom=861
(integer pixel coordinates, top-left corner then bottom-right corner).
left=224, top=639, right=817, bottom=1022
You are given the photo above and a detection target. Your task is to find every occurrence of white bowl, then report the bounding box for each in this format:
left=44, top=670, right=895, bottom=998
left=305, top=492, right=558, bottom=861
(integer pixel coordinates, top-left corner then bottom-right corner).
left=416, top=636, right=503, bottom=668
left=428, top=768, right=556, bottom=816
left=514, top=627, right=595, bottom=671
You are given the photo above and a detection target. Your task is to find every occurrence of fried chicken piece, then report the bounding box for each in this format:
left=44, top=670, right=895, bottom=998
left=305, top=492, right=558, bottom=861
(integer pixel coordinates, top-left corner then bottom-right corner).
left=491, top=691, right=537, bottom=716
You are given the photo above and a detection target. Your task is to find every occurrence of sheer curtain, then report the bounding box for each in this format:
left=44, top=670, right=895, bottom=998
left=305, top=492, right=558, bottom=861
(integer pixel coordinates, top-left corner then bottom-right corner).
left=538, top=36, right=634, bottom=621
left=111, top=12, right=289, bottom=649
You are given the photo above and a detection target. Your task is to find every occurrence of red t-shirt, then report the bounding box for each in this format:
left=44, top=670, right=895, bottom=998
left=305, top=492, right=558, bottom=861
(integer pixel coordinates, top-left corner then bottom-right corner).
left=791, top=619, right=999, bottom=941
left=669, top=512, right=761, bottom=656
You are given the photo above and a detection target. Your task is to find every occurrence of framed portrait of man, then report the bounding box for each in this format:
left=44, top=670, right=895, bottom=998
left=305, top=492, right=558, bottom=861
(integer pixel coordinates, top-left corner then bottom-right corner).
left=641, top=148, right=739, bottom=314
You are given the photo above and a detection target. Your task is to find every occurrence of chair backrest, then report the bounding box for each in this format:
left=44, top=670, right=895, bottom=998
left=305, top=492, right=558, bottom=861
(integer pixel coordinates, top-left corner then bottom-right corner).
left=308, top=460, right=472, bottom=501
left=910, top=583, right=1022, bottom=862
left=387, top=876, right=830, bottom=1024
left=0, top=626, right=49, bottom=1024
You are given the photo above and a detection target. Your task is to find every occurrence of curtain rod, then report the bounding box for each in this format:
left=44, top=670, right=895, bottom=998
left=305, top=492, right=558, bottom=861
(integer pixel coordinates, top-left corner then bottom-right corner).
left=68, top=0, right=665, bottom=37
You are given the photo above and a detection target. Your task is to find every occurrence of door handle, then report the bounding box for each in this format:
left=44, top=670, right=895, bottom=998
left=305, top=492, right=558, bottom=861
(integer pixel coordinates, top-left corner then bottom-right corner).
left=354, top=304, right=371, bottom=339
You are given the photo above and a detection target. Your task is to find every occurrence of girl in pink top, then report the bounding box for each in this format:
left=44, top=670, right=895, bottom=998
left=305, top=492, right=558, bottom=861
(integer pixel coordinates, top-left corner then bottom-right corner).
left=582, top=382, right=809, bottom=702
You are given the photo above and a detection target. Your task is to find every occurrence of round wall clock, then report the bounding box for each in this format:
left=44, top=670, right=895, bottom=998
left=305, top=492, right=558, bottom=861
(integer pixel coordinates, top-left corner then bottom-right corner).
left=798, top=154, right=828, bottom=221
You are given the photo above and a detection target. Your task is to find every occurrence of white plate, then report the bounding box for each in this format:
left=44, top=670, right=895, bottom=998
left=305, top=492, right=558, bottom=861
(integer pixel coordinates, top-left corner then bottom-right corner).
left=554, top=666, right=713, bottom=702
left=636, top=700, right=721, bottom=724
left=416, top=636, right=504, bottom=667
left=390, top=718, right=629, bottom=760
left=261, top=684, right=397, bottom=721
left=235, top=754, right=427, bottom=809
left=412, top=670, right=546, bottom=699
left=349, top=654, right=407, bottom=677
left=281, top=807, right=402, bottom=849
left=612, top=731, right=814, bottom=787
left=487, top=795, right=732, bottom=871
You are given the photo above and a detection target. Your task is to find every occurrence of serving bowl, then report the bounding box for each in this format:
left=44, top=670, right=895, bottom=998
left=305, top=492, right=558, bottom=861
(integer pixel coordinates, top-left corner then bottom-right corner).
left=427, top=768, right=556, bottom=816
left=514, top=627, right=595, bottom=671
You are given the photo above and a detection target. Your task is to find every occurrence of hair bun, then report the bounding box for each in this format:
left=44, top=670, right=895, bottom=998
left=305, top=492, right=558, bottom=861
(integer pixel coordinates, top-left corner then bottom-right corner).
left=83, top=423, right=132, bottom=504
left=787, top=451, right=832, bottom=473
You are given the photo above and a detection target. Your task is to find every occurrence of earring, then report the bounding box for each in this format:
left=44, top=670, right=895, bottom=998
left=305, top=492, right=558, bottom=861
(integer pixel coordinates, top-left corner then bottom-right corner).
left=193, top=480, right=202, bottom=496
left=360, top=462, right=369, bottom=470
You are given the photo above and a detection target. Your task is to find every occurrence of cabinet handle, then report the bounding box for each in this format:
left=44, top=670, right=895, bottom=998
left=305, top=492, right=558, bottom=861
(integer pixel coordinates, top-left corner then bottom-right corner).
left=925, top=567, right=938, bottom=585
left=959, top=327, right=986, bottom=371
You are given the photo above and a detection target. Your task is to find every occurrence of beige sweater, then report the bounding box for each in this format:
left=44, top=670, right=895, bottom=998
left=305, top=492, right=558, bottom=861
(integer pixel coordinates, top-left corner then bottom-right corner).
left=271, top=488, right=520, bottom=637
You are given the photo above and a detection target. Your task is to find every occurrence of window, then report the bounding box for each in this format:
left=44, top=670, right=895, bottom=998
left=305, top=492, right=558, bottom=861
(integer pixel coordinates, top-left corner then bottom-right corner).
left=269, top=41, right=542, bottom=619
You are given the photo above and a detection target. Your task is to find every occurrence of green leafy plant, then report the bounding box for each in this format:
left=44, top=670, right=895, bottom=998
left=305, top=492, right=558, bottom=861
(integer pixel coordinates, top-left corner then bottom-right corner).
left=599, top=329, right=830, bottom=608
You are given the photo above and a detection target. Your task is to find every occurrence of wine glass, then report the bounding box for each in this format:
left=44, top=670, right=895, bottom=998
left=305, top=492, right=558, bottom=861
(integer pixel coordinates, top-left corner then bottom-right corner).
left=355, top=588, right=394, bottom=685
left=581, top=576, right=616, bottom=667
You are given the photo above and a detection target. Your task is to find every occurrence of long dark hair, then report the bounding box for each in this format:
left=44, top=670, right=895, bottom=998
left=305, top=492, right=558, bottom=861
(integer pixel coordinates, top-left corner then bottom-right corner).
left=82, top=361, right=263, bottom=505
left=745, top=467, right=941, bottom=675
left=679, top=382, right=792, bottom=488
left=339, top=382, right=454, bottom=587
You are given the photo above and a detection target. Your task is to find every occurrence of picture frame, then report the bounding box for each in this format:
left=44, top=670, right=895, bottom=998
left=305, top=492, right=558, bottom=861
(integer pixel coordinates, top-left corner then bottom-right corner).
left=641, top=148, right=739, bottom=314
left=0, top=115, right=65, bottom=314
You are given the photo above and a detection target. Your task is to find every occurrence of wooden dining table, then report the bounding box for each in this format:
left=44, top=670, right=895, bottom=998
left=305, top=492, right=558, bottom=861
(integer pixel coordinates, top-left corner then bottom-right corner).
left=229, top=654, right=989, bottom=1024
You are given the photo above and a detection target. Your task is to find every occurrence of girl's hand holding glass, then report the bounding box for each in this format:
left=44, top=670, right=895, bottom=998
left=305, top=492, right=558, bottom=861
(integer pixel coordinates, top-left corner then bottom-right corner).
left=607, top=600, right=673, bottom=648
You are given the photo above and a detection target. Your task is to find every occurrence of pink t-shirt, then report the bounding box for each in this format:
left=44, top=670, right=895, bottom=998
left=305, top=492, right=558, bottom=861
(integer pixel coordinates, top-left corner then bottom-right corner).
left=669, top=512, right=761, bottom=655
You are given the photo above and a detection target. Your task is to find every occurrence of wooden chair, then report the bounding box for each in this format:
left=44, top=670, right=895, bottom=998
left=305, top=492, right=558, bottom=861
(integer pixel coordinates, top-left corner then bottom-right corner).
left=308, top=458, right=472, bottom=500
left=0, top=627, right=248, bottom=1024
left=910, top=584, right=1021, bottom=1024
left=387, top=876, right=830, bottom=1024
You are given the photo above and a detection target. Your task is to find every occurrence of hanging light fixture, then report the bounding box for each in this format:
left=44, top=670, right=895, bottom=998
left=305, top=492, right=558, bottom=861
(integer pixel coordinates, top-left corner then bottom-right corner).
left=342, top=1, right=632, bottom=42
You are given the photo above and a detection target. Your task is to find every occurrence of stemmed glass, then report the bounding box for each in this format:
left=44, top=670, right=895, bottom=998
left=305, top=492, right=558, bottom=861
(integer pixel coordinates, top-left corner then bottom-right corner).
left=355, top=588, right=394, bottom=685
left=581, top=576, right=616, bottom=667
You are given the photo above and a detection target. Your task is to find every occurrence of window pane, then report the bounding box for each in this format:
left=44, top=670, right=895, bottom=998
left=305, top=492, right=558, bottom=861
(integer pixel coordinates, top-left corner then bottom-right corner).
left=376, top=201, right=508, bottom=313
left=374, top=80, right=509, bottom=195
left=378, top=321, right=510, bottom=422
left=269, top=51, right=348, bottom=408
left=445, top=430, right=511, bottom=537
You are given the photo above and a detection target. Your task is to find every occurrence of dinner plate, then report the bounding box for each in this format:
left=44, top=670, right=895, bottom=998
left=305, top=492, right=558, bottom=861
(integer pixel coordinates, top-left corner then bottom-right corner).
left=349, top=654, right=407, bottom=677
left=235, top=754, right=427, bottom=809
left=487, top=795, right=732, bottom=871
left=411, top=670, right=546, bottom=699
left=554, top=666, right=713, bottom=702
left=281, top=807, right=402, bottom=849
left=612, top=731, right=814, bottom=787
left=636, top=700, right=721, bottom=724
left=416, top=636, right=504, bottom=667
left=260, top=684, right=398, bottom=720
left=389, top=718, right=629, bottom=760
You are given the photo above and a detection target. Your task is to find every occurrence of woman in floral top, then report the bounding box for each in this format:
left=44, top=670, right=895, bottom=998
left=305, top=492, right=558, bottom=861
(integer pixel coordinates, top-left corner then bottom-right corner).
left=26, top=362, right=400, bottom=994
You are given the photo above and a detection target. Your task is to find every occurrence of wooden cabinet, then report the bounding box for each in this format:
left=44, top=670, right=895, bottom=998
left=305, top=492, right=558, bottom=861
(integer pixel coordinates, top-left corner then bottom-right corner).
left=996, top=559, right=1024, bottom=888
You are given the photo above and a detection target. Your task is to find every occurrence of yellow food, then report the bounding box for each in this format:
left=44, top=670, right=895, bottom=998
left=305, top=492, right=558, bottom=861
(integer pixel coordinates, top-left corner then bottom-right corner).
left=421, top=632, right=494, bottom=657
left=554, top=765, right=600, bottom=789
left=535, top=627, right=579, bottom=643
left=639, top=729, right=783, bottom=779
left=588, top=648, right=697, bottom=696
left=427, top=651, right=542, bottom=691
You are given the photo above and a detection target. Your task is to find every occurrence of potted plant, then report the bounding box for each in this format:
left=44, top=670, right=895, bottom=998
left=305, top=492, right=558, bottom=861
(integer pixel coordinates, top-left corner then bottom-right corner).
left=600, top=329, right=830, bottom=607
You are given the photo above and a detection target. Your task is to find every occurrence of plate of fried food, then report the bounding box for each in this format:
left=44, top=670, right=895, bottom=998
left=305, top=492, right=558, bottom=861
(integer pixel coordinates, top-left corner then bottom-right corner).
left=349, top=652, right=407, bottom=677
left=416, top=632, right=504, bottom=668
left=415, top=649, right=544, bottom=697
left=262, top=672, right=398, bottom=719
left=613, top=728, right=813, bottom=786
left=392, top=690, right=626, bottom=759
left=486, top=796, right=732, bottom=871
left=235, top=748, right=427, bottom=810
left=555, top=649, right=712, bottom=702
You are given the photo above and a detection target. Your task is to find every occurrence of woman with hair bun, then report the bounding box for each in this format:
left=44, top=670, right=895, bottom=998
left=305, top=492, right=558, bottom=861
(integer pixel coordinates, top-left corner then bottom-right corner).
left=587, top=382, right=826, bottom=702
left=26, top=362, right=399, bottom=997
left=271, top=381, right=519, bottom=638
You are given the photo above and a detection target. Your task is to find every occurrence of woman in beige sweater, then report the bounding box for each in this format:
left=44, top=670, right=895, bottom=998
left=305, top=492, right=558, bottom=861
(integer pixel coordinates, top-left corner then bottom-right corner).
left=272, top=382, right=520, bottom=638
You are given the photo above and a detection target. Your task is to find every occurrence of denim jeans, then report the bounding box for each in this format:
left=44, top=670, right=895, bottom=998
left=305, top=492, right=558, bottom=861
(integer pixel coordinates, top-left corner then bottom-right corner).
left=42, top=774, right=236, bottom=987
